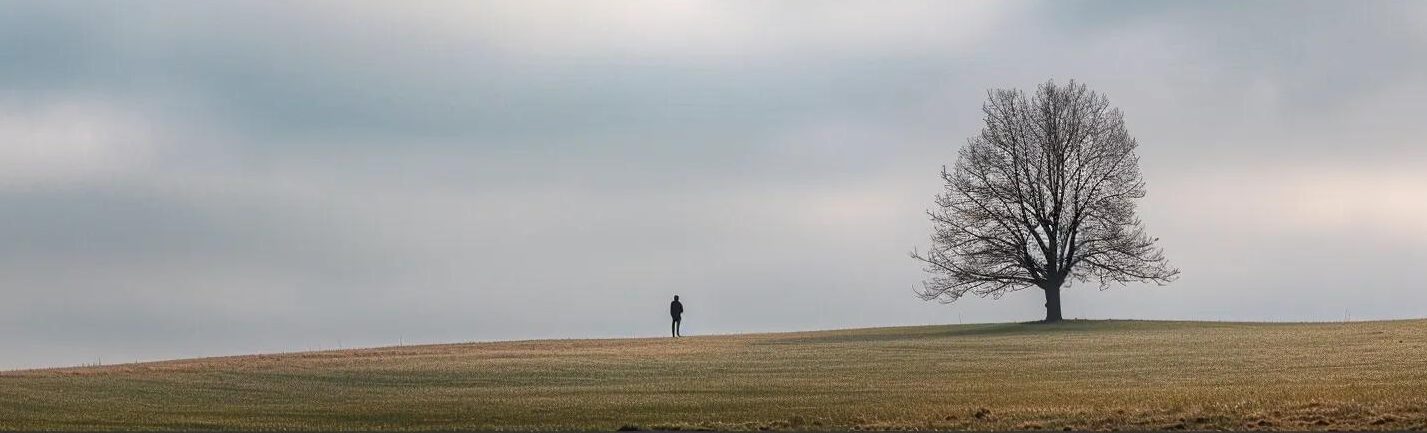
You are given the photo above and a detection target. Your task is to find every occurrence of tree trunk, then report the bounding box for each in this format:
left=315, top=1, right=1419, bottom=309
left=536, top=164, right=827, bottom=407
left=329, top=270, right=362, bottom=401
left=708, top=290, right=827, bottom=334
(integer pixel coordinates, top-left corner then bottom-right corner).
left=1043, top=284, right=1063, bottom=322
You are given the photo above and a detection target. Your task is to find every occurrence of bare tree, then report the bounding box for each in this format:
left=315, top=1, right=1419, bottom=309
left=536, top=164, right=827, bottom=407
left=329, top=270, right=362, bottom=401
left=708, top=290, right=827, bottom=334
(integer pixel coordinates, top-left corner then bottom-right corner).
left=912, top=80, right=1178, bottom=322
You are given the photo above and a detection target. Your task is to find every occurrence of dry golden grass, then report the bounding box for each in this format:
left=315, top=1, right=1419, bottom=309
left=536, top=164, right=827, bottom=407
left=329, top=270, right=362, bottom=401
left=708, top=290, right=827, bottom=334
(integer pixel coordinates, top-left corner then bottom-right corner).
left=3, top=319, right=1426, bottom=431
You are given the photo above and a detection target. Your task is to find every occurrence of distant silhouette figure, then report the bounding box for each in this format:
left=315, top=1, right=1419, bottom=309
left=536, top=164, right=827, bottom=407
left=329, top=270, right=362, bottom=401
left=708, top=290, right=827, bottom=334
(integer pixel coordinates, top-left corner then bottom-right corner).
left=670, top=295, right=684, bottom=337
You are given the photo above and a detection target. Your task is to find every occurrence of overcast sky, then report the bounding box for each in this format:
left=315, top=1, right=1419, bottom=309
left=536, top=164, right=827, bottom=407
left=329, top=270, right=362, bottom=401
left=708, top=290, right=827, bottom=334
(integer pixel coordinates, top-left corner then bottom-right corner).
left=2, top=0, right=1425, bottom=370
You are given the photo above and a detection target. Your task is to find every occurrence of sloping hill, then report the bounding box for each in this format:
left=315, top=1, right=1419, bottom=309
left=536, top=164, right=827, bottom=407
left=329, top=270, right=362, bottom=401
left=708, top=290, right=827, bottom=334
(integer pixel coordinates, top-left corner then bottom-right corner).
left=3, top=320, right=1426, bottom=431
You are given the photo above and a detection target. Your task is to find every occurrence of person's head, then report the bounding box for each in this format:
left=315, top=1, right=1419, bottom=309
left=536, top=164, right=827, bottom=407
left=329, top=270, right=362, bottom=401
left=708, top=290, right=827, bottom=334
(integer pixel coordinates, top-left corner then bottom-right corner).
left=674, top=295, right=679, bottom=301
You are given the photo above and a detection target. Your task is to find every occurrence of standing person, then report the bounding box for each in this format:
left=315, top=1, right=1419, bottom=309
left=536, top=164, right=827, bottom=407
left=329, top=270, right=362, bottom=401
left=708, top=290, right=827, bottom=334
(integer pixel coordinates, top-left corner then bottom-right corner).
left=670, top=295, right=684, bottom=337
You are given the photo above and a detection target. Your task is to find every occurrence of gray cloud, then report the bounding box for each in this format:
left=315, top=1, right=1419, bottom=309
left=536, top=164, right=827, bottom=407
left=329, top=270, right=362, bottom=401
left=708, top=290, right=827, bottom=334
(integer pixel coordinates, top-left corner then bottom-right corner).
left=1, top=0, right=1425, bottom=369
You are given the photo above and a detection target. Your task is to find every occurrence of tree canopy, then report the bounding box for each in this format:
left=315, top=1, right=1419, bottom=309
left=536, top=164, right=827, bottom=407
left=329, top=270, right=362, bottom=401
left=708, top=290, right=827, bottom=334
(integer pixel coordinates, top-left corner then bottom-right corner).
left=913, top=80, right=1178, bottom=321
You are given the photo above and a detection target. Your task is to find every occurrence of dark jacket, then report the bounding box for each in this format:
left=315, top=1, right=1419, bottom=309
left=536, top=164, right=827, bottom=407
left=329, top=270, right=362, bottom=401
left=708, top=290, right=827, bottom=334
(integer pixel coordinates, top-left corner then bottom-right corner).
left=670, top=300, right=684, bottom=317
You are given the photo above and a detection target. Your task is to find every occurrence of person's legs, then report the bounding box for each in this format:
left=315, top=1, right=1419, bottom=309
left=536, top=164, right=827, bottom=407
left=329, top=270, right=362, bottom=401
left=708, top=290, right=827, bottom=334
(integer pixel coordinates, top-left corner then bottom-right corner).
left=671, top=318, right=677, bottom=337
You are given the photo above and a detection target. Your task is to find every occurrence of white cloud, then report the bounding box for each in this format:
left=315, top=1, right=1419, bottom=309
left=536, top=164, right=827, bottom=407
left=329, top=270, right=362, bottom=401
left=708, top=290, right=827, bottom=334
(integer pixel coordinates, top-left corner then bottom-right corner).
left=1152, top=163, right=1427, bottom=242
left=0, top=101, right=157, bottom=188
left=353, top=1, right=1018, bottom=60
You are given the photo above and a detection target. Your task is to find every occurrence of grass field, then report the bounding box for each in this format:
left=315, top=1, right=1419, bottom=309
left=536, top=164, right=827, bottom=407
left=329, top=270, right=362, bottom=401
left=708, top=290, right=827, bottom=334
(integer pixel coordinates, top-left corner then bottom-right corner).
left=3, top=319, right=1426, bottom=431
